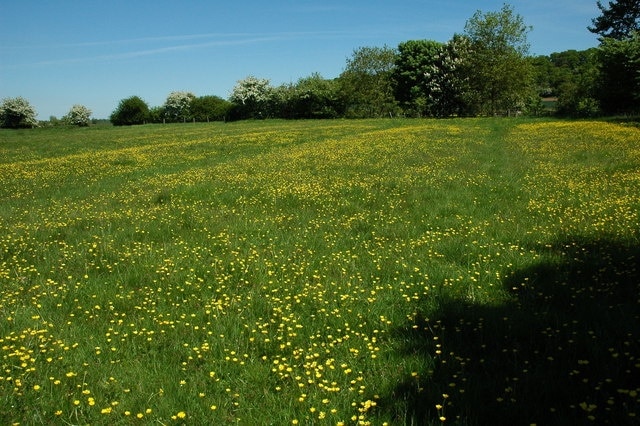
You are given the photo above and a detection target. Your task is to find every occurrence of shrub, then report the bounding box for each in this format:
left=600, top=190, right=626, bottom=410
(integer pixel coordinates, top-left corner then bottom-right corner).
left=110, top=96, right=149, bottom=126
left=0, top=97, right=38, bottom=128
left=64, top=104, right=92, bottom=126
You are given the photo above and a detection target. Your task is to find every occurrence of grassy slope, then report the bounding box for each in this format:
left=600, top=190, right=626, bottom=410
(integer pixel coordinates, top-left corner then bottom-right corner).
left=0, top=119, right=638, bottom=425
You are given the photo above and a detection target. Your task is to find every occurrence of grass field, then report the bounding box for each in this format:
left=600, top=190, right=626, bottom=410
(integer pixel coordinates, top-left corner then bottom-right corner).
left=1, top=118, right=639, bottom=425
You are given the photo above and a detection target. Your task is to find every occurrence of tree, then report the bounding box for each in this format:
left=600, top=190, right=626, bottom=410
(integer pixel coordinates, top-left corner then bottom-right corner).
left=462, top=4, right=534, bottom=115
left=64, top=104, right=92, bottom=126
left=163, top=91, right=196, bottom=123
left=190, top=95, right=232, bottom=122
left=589, top=0, right=640, bottom=40
left=588, top=1, right=640, bottom=114
left=0, top=97, right=38, bottom=128
left=271, top=83, right=298, bottom=119
left=393, top=38, right=472, bottom=117
left=148, top=106, right=165, bottom=124
left=596, top=32, right=640, bottom=114
left=271, top=75, right=343, bottom=119
left=540, top=49, right=601, bottom=117
left=110, top=96, right=149, bottom=126
left=426, top=35, right=474, bottom=117
left=393, top=40, right=444, bottom=116
left=338, top=46, right=399, bottom=118
left=293, top=73, right=342, bottom=119
left=229, top=76, right=273, bottom=119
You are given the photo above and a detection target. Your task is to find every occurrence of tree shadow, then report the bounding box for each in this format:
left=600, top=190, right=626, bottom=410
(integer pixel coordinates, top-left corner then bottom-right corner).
left=601, top=116, right=640, bottom=128
left=382, top=235, right=640, bottom=425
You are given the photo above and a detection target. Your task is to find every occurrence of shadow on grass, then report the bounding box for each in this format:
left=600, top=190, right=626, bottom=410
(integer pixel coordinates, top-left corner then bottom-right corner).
left=383, top=235, right=640, bottom=425
left=601, top=116, right=640, bottom=128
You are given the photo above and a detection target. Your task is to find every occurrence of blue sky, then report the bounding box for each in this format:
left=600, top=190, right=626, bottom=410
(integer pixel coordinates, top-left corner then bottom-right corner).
left=1, top=0, right=601, bottom=120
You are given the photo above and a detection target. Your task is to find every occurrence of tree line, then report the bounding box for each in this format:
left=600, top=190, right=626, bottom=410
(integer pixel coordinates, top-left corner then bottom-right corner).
left=2, top=2, right=638, bottom=128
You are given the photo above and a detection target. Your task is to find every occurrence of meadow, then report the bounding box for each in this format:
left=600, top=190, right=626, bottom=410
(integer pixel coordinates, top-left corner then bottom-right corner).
left=0, top=118, right=638, bottom=425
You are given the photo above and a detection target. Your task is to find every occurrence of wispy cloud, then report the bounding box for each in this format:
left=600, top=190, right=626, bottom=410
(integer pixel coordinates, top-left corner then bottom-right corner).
left=27, top=36, right=284, bottom=66
left=1, top=30, right=357, bottom=50
left=1, top=30, right=361, bottom=69
left=0, top=31, right=362, bottom=69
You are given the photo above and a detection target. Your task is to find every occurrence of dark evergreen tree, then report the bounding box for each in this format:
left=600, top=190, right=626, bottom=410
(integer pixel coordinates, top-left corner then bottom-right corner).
left=589, top=0, right=640, bottom=40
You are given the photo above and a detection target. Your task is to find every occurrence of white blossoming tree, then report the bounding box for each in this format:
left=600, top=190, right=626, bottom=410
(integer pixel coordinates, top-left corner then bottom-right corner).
left=0, top=97, right=38, bottom=128
left=163, top=91, right=196, bottom=122
left=229, top=76, right=273, bottom=119
left=64, top=104, right=92, bottom=126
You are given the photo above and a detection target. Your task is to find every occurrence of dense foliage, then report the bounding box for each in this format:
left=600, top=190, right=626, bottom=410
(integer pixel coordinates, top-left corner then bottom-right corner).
left=109, top=96, right=150, bottom=126
left=163, top=91, right=196, bottom=123
left=589, top=0, right=640, bottom=40
left=338, top=46, right=399, bottom=118
left=229, top=76, right=274, bottom=119
left=393, top=39, right=446, bottom=117
left=463, top=4, right=534, bottom=116
left=11, top=2, right=640, bottom=127
left=597, top=31, right=640, bottom=115
left=63, top=104, right=92, bottom=127
left=0, top=97, right=38, bottom=128
left=190, top=95, right=232, bottom=122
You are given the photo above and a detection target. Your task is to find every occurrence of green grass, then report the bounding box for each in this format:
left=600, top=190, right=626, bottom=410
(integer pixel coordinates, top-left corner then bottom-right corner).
left=0, top=118, right=639, bottom=425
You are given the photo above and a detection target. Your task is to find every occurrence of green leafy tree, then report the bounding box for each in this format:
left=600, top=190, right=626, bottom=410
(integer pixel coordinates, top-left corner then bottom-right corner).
left=271, top=83, right=297, bottom=119
left=589, top=0, right=640, bottom=40
left=530, top=55, right=555, bottom=97
left=0, top=97, right=38, bottom=128
left=394, top=37, right=472, bottom=117
left=110, top=96, right=149, bottom=126
left=190, top=95, right=232, bottom=122
left=393, top=40, right=444, bottom=116
left=148, top=106, right=165, bottom=124
left=163, top=91, right=196, bottom=122
left=272, top=75, right=342, bottom=119
left=338, top=46, right=399, bottom=118
left=63, top=104, right=92, bottom=126
left=292, top=73, right=342, bottom=119
left=462, top=4, right=534, bottom=115
left=596, top=32, right=640, bottom=114
left=542, top=49, right=601, bottom=116
left=47, top=116, right=62, bottom=127
left=588, top=1, right=640, bottom=114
